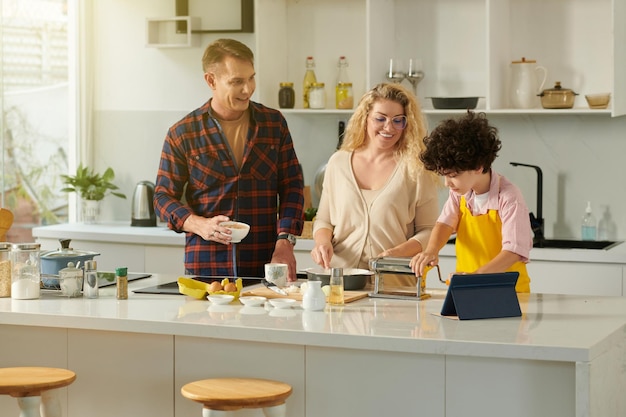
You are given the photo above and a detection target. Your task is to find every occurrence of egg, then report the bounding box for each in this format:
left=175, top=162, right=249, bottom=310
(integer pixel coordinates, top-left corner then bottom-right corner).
left=209, top=281, right=223, bottom=292
left=223, top=283, right=237, bottom=292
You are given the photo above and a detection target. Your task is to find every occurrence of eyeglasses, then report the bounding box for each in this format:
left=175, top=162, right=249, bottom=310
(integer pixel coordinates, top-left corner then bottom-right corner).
left=369, top=114, right=407, bottom=130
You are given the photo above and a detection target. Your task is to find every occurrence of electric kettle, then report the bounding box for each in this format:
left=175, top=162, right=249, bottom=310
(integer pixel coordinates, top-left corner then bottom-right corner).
left=131, top=181, right=156, bottom=227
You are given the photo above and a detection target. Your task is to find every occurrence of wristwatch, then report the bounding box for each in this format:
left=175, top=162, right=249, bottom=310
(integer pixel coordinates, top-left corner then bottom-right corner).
left=277, top=233, right=297, bottom=245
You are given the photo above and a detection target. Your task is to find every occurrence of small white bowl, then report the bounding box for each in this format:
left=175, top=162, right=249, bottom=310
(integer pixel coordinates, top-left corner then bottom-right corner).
left=219, top=221, right=251, bottom=243
left=268, top=298, right=297, bottom=309
left=239, top=296, right=267, bottom=307
left=207, top=294, right=235, bottom=305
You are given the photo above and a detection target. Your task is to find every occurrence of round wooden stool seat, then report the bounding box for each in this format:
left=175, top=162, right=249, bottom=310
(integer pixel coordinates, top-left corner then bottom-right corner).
left=0, top=367, right=76, bottom=397
left=0, top=367, right=76, bottom=417
left=181, top=377, right=292, bottom=413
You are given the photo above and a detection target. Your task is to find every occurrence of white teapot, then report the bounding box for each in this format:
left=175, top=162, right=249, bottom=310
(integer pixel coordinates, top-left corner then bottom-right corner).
left=509, top=57, right=548, bottom=109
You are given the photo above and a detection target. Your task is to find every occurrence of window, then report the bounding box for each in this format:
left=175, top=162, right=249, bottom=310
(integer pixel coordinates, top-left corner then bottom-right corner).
left=1, top=0, right=71, bottom=242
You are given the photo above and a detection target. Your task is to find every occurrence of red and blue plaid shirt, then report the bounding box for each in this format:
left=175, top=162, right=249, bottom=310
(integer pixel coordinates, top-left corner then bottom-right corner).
left=154, top=100, right=304, bottom=277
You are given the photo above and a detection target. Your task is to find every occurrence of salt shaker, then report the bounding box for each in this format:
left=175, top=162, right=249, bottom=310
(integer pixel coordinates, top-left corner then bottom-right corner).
left=83, top=260, right=98, bottom=299
left=329, top=267, right=344, bottom=305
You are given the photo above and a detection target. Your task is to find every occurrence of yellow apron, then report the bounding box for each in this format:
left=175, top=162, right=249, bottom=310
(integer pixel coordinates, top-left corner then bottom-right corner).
left=455, top=196, right=530, bottom=293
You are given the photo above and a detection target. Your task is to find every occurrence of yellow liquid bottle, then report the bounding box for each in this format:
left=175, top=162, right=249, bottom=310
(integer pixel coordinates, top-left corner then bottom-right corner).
left=303, top=56, right=317, bottom=109
left=328, top=267, right=344, bottom=305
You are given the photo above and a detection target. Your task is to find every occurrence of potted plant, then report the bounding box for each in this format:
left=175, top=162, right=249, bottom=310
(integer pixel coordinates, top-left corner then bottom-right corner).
left=61, top=164, right=126, bottom=223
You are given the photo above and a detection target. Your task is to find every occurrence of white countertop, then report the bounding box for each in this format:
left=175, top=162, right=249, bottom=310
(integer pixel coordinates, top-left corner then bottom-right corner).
left=2, top=273, right=625, bottom=364
left=33, top=222, right=626, bottom=264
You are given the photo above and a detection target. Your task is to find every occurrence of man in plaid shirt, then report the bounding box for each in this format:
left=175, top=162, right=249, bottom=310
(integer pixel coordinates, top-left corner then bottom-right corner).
left=154, top=39, right=304, bottom=280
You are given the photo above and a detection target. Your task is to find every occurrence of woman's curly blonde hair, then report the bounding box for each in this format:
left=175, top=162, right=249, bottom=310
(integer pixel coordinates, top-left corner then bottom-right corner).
left=340, top=82, right=434, bottom=179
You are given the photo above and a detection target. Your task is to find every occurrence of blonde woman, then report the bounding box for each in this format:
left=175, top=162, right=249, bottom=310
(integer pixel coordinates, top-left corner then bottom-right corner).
left=311, top=83, right=440, bottom=270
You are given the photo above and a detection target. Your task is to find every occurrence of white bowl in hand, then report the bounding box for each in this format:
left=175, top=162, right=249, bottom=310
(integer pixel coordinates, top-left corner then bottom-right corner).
left=219, top=221, right=250, bottom=243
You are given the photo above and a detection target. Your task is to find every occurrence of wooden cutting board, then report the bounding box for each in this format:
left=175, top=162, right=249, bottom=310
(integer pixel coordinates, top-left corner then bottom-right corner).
left=240, top=287, right=369, bottom=304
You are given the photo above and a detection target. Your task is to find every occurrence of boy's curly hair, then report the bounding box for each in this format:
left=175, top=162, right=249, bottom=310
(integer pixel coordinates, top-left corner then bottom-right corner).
left=419, top=111, right=501, bottom=174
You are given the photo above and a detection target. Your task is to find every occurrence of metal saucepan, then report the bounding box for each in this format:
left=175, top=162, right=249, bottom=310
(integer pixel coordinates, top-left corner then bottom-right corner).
left=304, top=267, right=373, bottom=290
left=40, top=239, right=100, bottom=287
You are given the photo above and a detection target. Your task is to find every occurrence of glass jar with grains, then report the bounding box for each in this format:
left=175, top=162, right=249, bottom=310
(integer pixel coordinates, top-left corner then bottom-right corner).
left=0, top=242, right=11, bottom=297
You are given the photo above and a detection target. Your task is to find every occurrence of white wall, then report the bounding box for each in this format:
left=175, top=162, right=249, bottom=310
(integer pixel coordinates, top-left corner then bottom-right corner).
left=91, top=0, right=626, bottom=242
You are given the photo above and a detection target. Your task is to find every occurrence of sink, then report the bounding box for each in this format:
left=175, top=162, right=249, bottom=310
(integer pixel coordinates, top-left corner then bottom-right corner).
left=533, top=239, right=623, bottom=250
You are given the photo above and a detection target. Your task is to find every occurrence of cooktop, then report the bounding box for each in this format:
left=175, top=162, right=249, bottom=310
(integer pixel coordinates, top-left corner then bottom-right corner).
left=133, top=276, right=264, bottom=295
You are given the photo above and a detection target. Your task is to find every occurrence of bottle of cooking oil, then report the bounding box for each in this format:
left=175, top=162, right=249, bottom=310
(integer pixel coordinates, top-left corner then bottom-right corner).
left=329, top=267, right=344, bottom=305
left=302, top=56, right=317, bottom=109
left=335, top=56, right=353, bottom=109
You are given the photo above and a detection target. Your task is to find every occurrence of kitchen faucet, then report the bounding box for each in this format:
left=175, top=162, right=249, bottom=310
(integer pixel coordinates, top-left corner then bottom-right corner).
left=510, top=162, right=544, bottom=244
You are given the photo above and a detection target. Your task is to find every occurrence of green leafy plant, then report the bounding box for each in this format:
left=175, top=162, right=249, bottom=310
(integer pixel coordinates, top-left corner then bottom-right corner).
left=61, top=163, right=126, bottom=201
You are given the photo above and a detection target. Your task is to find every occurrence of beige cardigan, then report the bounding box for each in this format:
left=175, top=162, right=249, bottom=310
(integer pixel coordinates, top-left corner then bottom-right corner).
left=313, top=150, right=439, bottom=269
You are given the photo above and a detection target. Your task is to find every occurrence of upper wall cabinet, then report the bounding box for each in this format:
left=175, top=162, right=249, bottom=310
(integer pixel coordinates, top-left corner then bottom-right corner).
left=175, top=0, right=254, bottom=33
left=255, top=0, right=625, bottom=117
left=146, top=0, right=254, bottom=48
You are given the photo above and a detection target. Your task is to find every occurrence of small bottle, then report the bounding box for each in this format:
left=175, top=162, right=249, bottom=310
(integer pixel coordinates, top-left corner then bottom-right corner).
left=581, top=201, right=597, bottom=241
left=278, top=82, right=295, bottom=109
left=329, top=267, right=344, bottom=305
left=597, top=206, right=610, bottom=241
left=302, top=56, right=317, bottom=109
left=308, top=82, right=326, bottom=109
left=116, top=267, right=128, bottom=300
left=83, top=260, right=99, bottom=299
left=335, top=56, right=354, bottom=109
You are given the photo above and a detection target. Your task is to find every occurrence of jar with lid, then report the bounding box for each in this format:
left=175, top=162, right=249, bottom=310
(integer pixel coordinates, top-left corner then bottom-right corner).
left=278, top=82, right=295, bottom=109
left=116, top=267, right=128, bottom=300
left=308, top=82, right=326, bottom=109
left=58, top=261, right=83, bottom=298
left=336, top=83, right=353, bottom=109
left=0, top=242, right=11, bottom=297
left=10, top=243, right=41, bottom=300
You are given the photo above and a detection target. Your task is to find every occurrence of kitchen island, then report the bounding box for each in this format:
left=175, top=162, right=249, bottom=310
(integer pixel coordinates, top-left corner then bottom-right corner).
left=1, top=274, right=625, bottom=417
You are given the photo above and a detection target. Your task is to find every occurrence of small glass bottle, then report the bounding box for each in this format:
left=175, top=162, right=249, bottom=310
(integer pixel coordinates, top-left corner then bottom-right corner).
left=335, top=56, right=353, bottom=109
left=83, top=260, right=99, bottom=299
left=308, top=82, right=326, bottom=109
left=116, top=267, right=128, bottom=300
left=0, top=242, right=11, bottom=297
left=278, top=82, right=295, bottom=109
left=329, top=267, right=344, bottom=305
left=302, top=56, right=317, bottom=109
left=581, top=201, right=597, bottom=241
left=10, top=243, right=41, bottom=300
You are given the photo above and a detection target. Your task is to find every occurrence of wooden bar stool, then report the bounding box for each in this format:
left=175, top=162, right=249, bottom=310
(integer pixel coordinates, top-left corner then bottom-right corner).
left=0, top=367, right=76, bottom=417
left=181, top=377, right=292, bottom=417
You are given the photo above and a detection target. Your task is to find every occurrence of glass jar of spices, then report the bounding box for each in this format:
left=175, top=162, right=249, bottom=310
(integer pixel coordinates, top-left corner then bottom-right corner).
left=278, top=82, right=295, bottom=109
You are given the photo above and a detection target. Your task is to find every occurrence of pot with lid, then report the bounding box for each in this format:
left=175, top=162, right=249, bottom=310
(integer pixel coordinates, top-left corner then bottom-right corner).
left=538, top=82, right=578, bottom=109
left=41, top=238, right=100, bottom=288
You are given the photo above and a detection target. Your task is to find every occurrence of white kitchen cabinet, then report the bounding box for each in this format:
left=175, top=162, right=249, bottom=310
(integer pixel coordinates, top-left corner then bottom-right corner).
left=145, top=17, right=199, bottom=48
left=255, top=0, right=625, bottom=116
left=35, top=237, right=184, bottom=275
left=440, top=252, right=625, bottom=296
left=527, top=261, right=623, bottom=296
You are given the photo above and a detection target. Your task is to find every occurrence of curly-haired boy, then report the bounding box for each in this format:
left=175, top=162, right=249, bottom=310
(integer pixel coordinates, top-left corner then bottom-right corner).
left=409, top=111, right=532, bottom=292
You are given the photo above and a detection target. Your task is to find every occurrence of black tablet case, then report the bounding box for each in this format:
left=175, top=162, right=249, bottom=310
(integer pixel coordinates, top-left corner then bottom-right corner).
left=440, top=272, right=521, bottom=320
